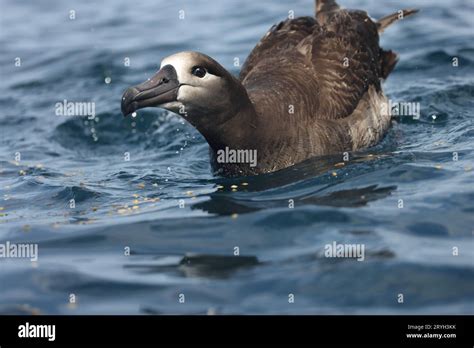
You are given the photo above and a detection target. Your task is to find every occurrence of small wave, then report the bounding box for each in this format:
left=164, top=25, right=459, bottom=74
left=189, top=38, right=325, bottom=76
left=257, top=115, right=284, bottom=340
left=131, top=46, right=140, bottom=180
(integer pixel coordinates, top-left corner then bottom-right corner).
left=54, top=185, right=102, bottom=204
left=397, top=49, right=473, bottom=72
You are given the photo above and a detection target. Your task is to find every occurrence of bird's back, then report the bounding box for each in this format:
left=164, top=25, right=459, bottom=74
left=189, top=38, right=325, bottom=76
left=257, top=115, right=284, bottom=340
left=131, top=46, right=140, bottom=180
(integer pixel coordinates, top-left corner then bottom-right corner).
left=233, top=0, right=417, bottom=173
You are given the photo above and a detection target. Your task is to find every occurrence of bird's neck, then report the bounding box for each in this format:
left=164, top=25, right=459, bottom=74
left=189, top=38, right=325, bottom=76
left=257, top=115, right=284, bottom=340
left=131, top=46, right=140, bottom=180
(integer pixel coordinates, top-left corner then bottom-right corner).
left=199, top=87, right=260, bottom=153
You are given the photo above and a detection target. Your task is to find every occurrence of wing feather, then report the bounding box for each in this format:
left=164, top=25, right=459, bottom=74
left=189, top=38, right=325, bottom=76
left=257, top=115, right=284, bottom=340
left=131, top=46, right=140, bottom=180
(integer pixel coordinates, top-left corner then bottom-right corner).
left=241, top=9, right=384, bottom=121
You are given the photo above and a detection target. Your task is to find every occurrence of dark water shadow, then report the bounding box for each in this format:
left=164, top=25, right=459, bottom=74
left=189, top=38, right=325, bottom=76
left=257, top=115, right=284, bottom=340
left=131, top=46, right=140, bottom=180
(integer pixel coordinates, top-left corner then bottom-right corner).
left=192, top=184, right=397, bottom=216
left=190, top=151, right=398, bottom=216
left=124, top=254, right=260, bottom=279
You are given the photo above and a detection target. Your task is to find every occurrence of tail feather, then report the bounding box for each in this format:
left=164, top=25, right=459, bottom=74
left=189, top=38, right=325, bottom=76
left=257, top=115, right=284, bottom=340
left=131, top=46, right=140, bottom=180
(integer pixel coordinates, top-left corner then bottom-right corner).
left=377, top=9, right=419, bottom=33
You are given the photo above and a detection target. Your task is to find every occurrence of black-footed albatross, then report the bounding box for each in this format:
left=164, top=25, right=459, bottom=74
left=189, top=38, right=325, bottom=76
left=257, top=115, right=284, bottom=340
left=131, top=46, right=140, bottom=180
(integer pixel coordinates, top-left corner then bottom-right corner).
left=121, top=0, right=418, bottom=176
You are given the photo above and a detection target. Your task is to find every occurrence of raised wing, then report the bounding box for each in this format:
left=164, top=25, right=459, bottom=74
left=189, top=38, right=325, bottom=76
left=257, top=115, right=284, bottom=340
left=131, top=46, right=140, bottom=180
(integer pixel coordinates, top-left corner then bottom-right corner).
left=305, top=9, right=383, bottom=119
left=239, top=17, right=318, bottom=81
left=241, top=7, right=385, bottom=121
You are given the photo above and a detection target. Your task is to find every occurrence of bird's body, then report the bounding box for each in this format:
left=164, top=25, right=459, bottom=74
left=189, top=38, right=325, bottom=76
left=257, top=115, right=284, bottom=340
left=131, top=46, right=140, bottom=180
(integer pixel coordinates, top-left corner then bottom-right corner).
left=121, top=0, right=418, bottom=176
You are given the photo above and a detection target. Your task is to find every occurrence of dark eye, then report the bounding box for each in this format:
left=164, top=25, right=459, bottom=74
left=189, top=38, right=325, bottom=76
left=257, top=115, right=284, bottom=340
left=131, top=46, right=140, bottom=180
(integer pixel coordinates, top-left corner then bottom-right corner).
left=191, top=66, right=207, bottom=78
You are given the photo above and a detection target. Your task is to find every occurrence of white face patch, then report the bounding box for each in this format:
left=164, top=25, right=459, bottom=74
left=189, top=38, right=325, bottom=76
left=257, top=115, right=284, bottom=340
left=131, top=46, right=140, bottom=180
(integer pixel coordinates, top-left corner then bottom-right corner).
left=159, top=52, right=224, bottom=107
left=160, top=52, right=198, bottom=85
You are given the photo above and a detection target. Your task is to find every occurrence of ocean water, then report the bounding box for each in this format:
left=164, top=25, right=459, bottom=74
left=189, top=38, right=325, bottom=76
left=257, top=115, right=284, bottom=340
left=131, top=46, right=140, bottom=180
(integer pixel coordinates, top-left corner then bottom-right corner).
left=0, top=0, right=473, bottom=315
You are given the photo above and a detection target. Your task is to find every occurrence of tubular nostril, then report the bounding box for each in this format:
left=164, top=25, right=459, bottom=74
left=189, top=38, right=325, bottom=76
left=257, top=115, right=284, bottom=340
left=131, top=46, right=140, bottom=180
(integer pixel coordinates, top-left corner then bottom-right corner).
left=160, top=77, right=170, bottom=84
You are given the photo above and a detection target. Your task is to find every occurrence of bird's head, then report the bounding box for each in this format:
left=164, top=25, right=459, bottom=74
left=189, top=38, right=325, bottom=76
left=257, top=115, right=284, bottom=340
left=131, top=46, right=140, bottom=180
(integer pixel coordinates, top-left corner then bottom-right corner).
left=121, top=51, right=247, bottom=129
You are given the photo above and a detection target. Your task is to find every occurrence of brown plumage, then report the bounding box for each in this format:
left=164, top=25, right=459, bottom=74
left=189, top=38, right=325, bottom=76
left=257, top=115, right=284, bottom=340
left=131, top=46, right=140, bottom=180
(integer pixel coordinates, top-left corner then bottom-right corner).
left=121, top=0, right=418, bottom=176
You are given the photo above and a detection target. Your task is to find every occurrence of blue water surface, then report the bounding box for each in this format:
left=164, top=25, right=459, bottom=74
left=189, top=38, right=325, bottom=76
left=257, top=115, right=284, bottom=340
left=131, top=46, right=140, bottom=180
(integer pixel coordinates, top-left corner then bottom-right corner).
left=0, top=0, right=473, bottom=314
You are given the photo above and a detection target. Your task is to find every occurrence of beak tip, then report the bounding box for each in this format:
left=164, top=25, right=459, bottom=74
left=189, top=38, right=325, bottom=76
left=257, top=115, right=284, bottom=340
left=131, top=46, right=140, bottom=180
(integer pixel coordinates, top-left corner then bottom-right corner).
left=121, top=107, right=132, bottom=118
left=121, top=87, right=139, bottom=117
left=121, top=103, right=132, bottom=117
left=120, top=65, right=179, bottom=117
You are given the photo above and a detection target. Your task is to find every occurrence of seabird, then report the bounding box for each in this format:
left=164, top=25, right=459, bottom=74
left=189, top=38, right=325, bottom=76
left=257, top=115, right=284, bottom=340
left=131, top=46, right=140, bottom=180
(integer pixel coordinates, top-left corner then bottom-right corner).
left=121, top=0, right=418, bottom=176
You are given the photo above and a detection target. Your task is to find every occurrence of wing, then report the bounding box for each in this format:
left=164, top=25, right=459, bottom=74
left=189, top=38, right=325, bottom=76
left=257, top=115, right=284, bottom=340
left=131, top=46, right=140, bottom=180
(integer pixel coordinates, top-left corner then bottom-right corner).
left=239, top=17, right=318, bottom=81
left=241, top=7, right=386, bottom=121
left=306, top=9, right=383, bottom=119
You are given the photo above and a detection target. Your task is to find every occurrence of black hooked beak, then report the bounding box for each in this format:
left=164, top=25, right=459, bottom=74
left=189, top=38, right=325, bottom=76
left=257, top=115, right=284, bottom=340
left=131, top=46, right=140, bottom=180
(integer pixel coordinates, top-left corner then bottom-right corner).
left=121, top=64, right=180, bottom=117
